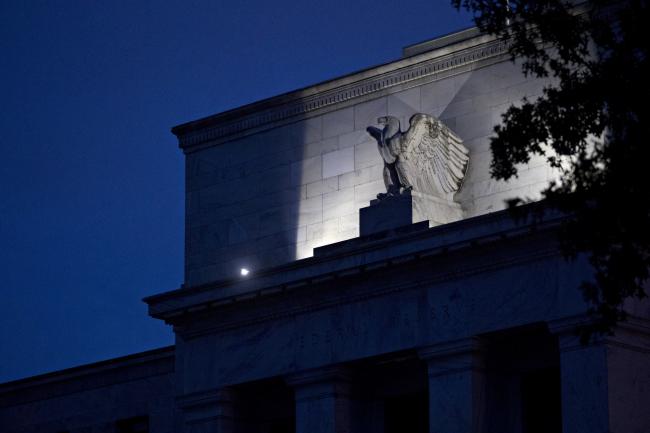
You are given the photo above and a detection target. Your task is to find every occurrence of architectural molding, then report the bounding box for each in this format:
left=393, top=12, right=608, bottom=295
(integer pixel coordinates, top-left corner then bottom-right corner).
left=418, top=337, right=485, bottom=361
left=176, top=388, right=234, bottom=410
left=0, top=346, right=174, bottom=407
left=172, top=34, right=510, bottom=153
left=548, top=314, right=650, bottom=354
left=176, top=246, right=558, bottom=340
left=146, top=207, right=565, bottom=331
left=285, top=365, right=351, bottom=388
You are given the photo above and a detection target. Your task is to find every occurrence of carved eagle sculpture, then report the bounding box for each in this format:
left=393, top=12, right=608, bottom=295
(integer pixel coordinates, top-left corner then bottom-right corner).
left=366, top=114, right=469, bottom=201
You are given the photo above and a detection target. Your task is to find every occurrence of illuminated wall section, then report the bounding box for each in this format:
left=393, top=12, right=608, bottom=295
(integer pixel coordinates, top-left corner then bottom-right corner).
left=175, top=30, right=560, bottom=287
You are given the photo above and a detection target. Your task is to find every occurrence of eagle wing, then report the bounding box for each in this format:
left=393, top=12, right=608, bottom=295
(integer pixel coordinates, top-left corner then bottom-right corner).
left=398, top=114, right=469, bottom=198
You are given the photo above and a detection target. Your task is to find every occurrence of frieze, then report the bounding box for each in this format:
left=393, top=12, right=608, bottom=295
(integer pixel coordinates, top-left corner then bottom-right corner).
left=174, top=37, right=510, bottom=152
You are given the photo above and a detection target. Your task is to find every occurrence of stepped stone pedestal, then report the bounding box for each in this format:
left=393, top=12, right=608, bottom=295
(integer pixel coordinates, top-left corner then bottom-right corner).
left=359, top=190, right=463, bottom=236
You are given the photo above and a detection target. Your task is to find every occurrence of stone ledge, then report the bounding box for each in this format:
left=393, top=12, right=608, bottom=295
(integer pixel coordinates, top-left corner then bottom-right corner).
left=144, top=204, right=566, bottom=325
left=0, top=345, right=175, bottom=406
left=172, top=29, right=510, bottom=153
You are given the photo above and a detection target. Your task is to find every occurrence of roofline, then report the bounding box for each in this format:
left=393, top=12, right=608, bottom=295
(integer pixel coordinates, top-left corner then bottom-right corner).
left=402, top=26, right=480, bottom=57
left=171, top=26, right=510, bottom=153
left=0, top=345, right=174, bottom=392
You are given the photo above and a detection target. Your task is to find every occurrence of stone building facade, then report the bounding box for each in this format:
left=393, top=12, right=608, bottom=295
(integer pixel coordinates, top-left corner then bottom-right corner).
left=2, top=27, right=649, bottom=433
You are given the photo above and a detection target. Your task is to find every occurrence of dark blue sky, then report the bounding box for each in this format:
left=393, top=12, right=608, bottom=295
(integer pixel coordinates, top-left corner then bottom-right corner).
left=0, top=1, right=473, bottom=382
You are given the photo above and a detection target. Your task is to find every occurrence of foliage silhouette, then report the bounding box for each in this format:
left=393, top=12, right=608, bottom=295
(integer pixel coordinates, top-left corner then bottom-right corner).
left=451, top=0, right=649, bottom=337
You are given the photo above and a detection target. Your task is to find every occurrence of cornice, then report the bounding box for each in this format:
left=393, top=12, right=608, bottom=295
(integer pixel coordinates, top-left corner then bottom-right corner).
left=172, top=31, right=510, bottom=153
left=177, top=242, right=558, bottom=340
left=0, top=345, right=175, bottom=406
left=146, top=206, right=567, bottom=331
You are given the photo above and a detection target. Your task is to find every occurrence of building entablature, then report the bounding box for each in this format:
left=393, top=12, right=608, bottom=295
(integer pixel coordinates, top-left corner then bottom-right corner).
left=171, top=28, right=507, bottom=153
left=145, top=205, right=565, bottom=329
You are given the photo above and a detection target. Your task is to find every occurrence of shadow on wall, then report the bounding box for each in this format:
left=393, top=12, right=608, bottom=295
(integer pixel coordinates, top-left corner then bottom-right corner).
left=185, top=61, right=549, bottom=287
left=293, top=102, right=391, bottom=261
left=185, top=120, right=311, bottom=286
left=435, top=62, right=553, bottom=217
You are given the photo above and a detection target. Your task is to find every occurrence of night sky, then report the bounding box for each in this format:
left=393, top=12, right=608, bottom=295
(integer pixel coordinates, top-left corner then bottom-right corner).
left=0, top=1, right=473, bottom=382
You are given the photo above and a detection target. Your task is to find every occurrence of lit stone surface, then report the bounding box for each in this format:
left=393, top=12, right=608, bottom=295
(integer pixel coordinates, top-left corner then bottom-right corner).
left=176, top=30, right=559, bottom=286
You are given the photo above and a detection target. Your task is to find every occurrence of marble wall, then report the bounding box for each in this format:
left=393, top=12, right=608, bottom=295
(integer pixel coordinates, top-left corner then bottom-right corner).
left=182, top=47, right=557, bottom=287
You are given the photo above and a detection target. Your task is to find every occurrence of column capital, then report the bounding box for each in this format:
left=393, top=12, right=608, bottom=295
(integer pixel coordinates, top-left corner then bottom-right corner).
left=419, top=337, right=486, bottom=379
left=176, top=388, right=234, bottom=409
left=285, top=365, right=351, bottom=388
left=421, top=337, right=487, bottom=433
left=176, top=388, right=235, bottom=433
left=547, top=314, right=594, bottom=336
left=418, top=337, right=485, bottom=361
left=287, top=365, right=352, bottom=433
left=549, top=314, right=650, bottom=353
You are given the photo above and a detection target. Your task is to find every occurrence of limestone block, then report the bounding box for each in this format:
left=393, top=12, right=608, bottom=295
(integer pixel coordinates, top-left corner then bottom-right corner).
left=338, top=164, right=383, bottom=190
left=439, top=98, right=474, bottom=120
left=354, top=140, right=381, bottom=170
left=256, top=164, right=293, bottom=196
left=323, top=107, right=354, bottom=138
left=387, top=88, right=421, bottom=120
left=256, top=227, right=304, bottom=252
left=265, top=123, right=305, bottom=151
left=322, top=147, right=354, bottom=179
left=487, top=60, right=529, bottom=84
left=291, top=155, right=322, bottom=185
left=323, top=188, right=355, bottom=221
left=297, top=195, right=324, bottom=227
left=294, top=240, right=313, bottom=260
left=306, top=218, right=340, bottom=243
left=353, top=179, right=384, bottom=209
left=305, top=137, right=338, bottom=159
left=263, top=244, right=299, bottom=269
left=504, top=79, right=547, bottom=101
left=339, top=212, right=358, bottom=234
left=458, top=167, right=550, bottom=202
left=338, top=130, right=372, bottom=150
left=299, top=115, right=323, bottom=144
left=455, top=69, right=495, bottom=102
left=454, top=111, right=497, bottom=141
left=421, top=80, right=458, bottom=117
left=338, top=227, right=358, bottom=241
left=354, top=97, right=387, bottom=131
left=462, top=148, right=492, bottom=184
left=306, top=177, right=339, bottom=198
left=258, top=206, right=289, bottom=238
left=227, top=214, right=259, bottom=245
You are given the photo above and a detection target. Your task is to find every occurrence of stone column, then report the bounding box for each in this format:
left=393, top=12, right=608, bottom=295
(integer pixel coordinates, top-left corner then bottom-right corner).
left=419, top=338, right=486, bottom=433
left=286, top=366, right=352, bottom=433
left=176, top=388, right=234, bottom=433
left=550, top=315, right=650, bottom=433
left=550, top=319, right=610, bottom=433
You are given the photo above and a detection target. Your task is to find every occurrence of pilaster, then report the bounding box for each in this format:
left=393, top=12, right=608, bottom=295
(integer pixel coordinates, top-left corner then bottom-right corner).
left=176, top=388, right=234, bottom=433
left=419, top=337, right=486, bottom=433
left=550, top=315, right=650, bottom=433
left=286, top=366, right=352, bottom=433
